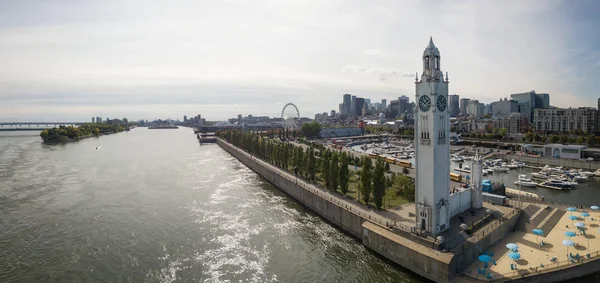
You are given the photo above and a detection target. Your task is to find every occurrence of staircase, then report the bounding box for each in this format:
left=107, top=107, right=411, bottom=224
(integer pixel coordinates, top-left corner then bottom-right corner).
left=515, top=204, right=548, bottom=232
left=538, top=208, right=566, bottom=236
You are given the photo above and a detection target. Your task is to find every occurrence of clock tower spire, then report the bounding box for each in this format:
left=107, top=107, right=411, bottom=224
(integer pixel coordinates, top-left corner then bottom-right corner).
left=414, top=37, right=450, bottom=236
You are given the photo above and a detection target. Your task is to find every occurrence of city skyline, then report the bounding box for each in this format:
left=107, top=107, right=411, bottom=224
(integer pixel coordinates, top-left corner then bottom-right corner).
left=1, top=0, right=599, bottom=121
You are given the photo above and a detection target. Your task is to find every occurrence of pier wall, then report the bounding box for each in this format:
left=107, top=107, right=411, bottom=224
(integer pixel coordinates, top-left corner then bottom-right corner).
left=496, top=154, right=600, bottom=170
left=451, top=209, right=521, bottom=272
left=217, top=139, right=454, bottom=283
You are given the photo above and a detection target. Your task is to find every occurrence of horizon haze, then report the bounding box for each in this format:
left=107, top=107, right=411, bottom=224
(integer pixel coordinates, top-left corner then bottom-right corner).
left=1, top=0, right=599, bottom=121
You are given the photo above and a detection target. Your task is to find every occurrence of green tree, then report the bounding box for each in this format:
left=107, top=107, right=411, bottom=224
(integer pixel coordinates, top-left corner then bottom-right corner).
left=359, top=155, right=373, bottom=205
left=394, top=175, right=415, bottom=201
left=524, top=131, right=533, bottom=142
left=385, top=162, right=390, bottom=171
left=549, top=134, right=560, bottom=143
left=307, top=148, right=317, bottom=181
left=372, top=158, right=386, bottom=209
left=576, top=136, right=586, bottom=144
left=499, top=128, right=507, bottom=138
left=301, top=122, right=321, bottom=139
left=321, top=150, right=331, bottom=186
left=329, top=152, right=339, bottom=191
left=339, top=153, right=350, bottom=195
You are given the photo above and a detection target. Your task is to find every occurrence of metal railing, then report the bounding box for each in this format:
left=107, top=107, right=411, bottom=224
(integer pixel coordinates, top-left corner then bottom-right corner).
left=462, top=250, right=600, bottom=282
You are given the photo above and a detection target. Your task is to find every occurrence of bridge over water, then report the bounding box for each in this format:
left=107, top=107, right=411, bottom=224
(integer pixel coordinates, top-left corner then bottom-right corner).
left=0, top=122, right=85, bottom=131
left=195, top=124, right=282, bottom=133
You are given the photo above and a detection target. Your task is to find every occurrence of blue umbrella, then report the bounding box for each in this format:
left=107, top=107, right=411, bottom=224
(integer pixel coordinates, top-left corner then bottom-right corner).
left=568, top=207, right=577, bottom=215
left=591, top=206, right=599, bottom=210
left=508, top=251, right=521, bottom=260
left=568, top=215, right=578, bottom=220
left=478, top=254, right=493, bottom=263
left=506, top=243, right=519, bottom=251
left=581, top=212, right=590, bottom=217
left=575, top=222, right=585, bottom=228
left=565, top=231, right=576, bottom=237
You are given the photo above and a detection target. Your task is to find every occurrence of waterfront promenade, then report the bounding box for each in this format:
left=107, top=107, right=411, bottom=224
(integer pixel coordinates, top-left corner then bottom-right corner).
left=462, top=207, right=600, bottom=282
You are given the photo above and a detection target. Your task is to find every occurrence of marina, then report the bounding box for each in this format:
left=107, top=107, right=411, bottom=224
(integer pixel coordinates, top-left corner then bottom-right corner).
left=336, top=138, right=600, bottom=206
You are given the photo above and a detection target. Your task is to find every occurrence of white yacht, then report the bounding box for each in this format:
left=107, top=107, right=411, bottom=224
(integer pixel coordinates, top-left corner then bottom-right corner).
left=594, top=169, right=600, bottom=177
left=515, top=175, right=538, bottom=187
left=574, top=175, right=588, bottom=182
left=531, top=172, right=549, bottom=179
left=451, top=156, right=463, bottom=162
left=494, top=166, right=509, bottom=172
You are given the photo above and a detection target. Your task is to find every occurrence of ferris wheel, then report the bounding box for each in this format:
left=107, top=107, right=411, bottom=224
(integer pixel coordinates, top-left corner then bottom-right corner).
left=281, top=103, right=300, bottom=131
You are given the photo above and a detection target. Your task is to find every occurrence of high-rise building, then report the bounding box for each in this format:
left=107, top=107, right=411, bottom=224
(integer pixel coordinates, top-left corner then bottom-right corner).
left=237, top=114, right=242, bottom=125
left=398, top=98, right=410, bottom=117
left=448, top=94, right=459, bottom=117
left=339, top=103, right=343, bottom=116
left=350, top=95, right=357, bottom=115
left=598, top=98, right=600, bottom=110
left=511, top=90, right=550, bottom=122
left=467, top=100, right=483, bottom=118
left=535, top=93, right=550, bottom=109
left=399, top=95, right=410, bottom=104
left=355, top=97, right=365, bottom=116
left=343, top=94, right=352, bottom=116
left=92, top=117, right=95, bottom=123
left=459, top=98, right=470, bottom=116
left=365, top=99, right=371, bottom=107
left=490, top=98, right=519, bottom=118
left=381, top=99, right=387, bottom=110
left=414, top=37, right=450, bottom=236
left=184, top=115, right=187, bottom=122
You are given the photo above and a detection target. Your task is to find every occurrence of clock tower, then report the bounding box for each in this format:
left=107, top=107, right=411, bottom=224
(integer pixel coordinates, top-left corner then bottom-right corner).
left=414, top=37, right=450, bottom=236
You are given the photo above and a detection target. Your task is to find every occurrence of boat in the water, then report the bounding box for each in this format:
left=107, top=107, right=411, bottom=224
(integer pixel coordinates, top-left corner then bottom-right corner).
left=515, top=175, right=538, bottom=187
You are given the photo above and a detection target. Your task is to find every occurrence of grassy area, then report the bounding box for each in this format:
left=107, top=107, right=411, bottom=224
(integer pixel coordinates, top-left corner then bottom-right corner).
left=345, top=175, right=410, bottom=209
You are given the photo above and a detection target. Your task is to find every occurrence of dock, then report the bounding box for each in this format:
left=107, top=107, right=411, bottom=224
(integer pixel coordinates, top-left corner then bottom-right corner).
left=197, top=133, right=217, bottom=143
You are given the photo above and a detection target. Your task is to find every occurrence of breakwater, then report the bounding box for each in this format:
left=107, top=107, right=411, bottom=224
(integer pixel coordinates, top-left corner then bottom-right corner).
left=217, top=139, right=458, bottom=282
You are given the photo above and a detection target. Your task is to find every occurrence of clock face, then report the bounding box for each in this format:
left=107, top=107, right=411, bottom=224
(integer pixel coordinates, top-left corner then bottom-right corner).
left=437, top=95, right=447, bottom=111
left=419, top=95, right=431, bottom=112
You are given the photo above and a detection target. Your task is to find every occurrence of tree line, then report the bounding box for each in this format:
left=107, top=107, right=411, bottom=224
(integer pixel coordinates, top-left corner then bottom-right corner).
left=218, top=130, right=415, bottom=210
left=40, top=122, right=128, bottom=142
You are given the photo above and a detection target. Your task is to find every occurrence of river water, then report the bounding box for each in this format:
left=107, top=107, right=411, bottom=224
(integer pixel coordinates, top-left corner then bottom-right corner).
left=0, top=128, right=422, bottom=282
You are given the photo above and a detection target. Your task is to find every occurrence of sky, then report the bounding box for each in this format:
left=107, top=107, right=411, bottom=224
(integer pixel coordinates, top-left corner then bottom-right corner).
left=0, top=0, right=599, bottom=122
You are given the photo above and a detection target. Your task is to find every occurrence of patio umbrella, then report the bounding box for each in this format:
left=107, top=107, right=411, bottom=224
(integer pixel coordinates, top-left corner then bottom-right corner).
left=575, top=222, right=585, bottom=228
left=591, top=206, right=599, bottom=210
left=567, top=207, right=577, bottom=215
left=564, top=231, right=577, bottom=237
left=563, top=239, right=575, bottom=256
left=581, top=212, right=590, bottom=222
left=478, top=254, right=493, bottom=263
left=506, top=243, right=519, bottom=251
left=508, top=251, right=521, bottom=261
left=533, top=229, right=544, bottom=242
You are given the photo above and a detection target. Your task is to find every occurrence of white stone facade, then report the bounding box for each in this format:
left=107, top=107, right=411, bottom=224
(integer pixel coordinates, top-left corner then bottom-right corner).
left=414, top=37, right=451, bottom=236
left=470, top=151, right=483, bottom=209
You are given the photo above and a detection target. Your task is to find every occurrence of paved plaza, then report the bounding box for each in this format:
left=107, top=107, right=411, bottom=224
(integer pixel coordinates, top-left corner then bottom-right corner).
left=464, top=207, right=600, bottom=280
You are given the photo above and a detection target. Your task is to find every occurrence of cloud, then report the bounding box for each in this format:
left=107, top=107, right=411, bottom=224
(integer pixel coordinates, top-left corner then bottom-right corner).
left=341, top=65, right=414, bottom=81
left=363, top=49, right=384, bottom=57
